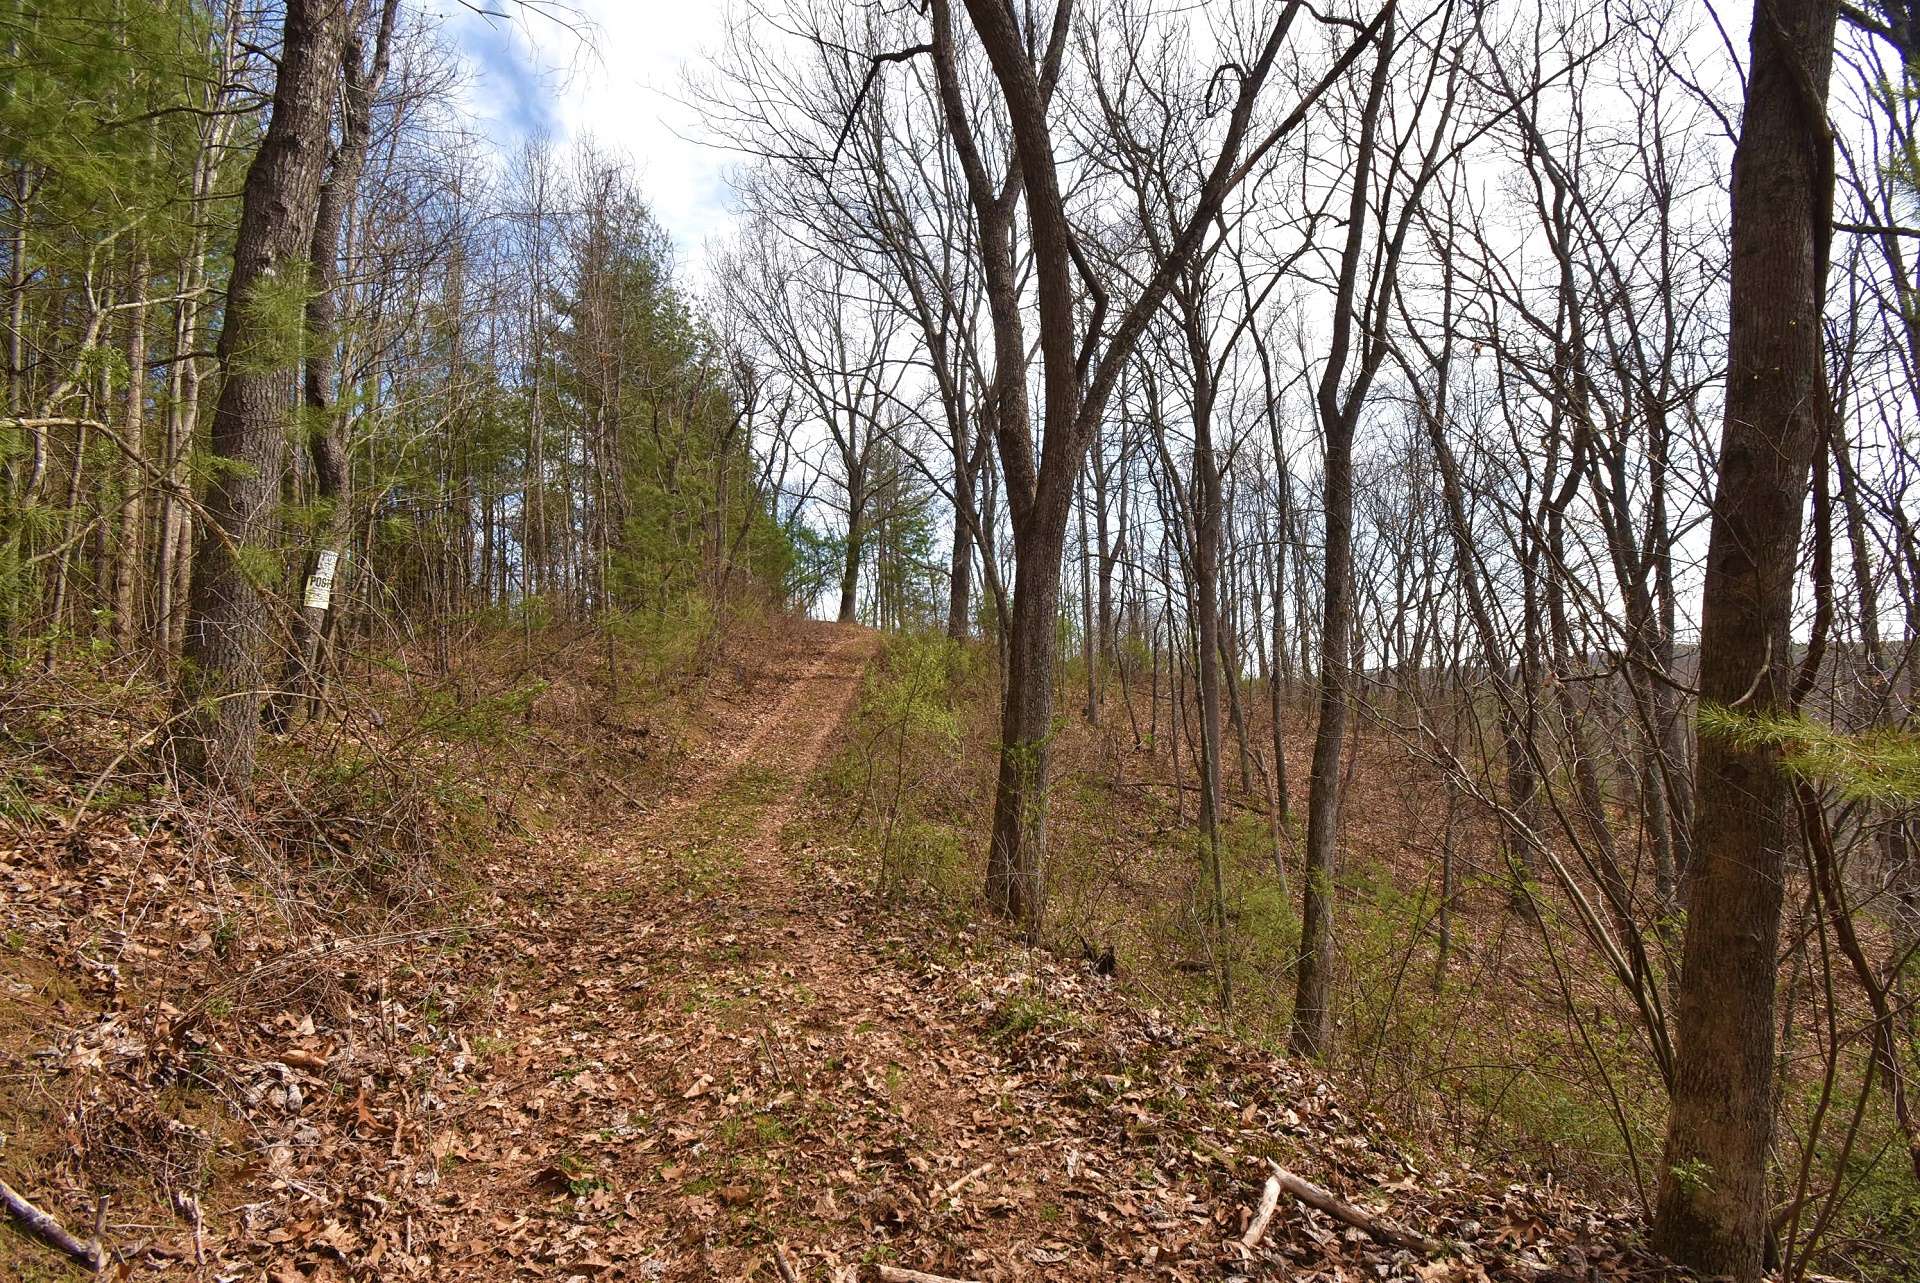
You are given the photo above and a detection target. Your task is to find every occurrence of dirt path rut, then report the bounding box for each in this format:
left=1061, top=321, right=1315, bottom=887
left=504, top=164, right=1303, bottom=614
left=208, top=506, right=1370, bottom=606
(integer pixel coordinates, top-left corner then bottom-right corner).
left=425, top=621, right=1197, bottom=1283
left=400, top=622, right=1554, bottom=1283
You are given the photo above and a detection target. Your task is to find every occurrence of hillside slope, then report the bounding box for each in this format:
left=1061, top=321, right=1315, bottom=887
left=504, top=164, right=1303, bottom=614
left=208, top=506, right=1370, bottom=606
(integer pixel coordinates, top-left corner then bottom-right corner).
left=5, top=622, right=1665, bottom=1281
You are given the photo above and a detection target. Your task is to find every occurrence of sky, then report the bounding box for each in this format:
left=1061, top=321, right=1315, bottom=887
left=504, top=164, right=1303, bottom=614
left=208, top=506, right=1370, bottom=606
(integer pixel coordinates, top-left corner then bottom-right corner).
left=439, top=0, right=743, bottom=276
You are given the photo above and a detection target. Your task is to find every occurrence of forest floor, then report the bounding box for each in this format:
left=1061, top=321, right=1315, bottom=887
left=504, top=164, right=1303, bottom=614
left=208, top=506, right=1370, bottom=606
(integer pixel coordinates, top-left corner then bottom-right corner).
left=4, top=620, right=1674, bottom=1282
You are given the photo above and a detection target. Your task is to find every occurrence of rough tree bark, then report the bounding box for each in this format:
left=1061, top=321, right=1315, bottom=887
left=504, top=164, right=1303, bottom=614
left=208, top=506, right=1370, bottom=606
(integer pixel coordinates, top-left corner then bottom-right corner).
left=1190, top=345, right=1229, bottom=1010
left=176, top=0, right=348, bottom=792
left=947, top=426, right=978, bottom=639
left=111, top=239, right=149, bottom=656
left=1651, top=0, right=1837, bottom=1275
left=838, top=465, right=865, bottom=624
left=274, top=0, right=399, bottom=728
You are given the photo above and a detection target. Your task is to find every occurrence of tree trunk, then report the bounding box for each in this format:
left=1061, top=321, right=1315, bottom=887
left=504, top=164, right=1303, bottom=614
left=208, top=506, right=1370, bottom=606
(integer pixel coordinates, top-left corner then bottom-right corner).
left=176, top=0, right=347, bottom=792
left=155, top=6, right=237, bottom=665
left=1289, top=15, right=1396, bottom=1060
left=1266, top=502, right=1289, bottom=825
left=274, top=0, right=396, bottom=728
left=947, top=433, right=975, bottom=640
left=1095, top=443, right=1117, bottom=665
left=1221, top=595, right=1255, bottom=796
left=1651, top=0, right=1836, bottom=1275
left=1193, top=402, right=1229, bottom=1010
left=1290, top=408, right=1353, bottom=1058
left=838, top=475, right=863, bottom=625
left=1078, top=471, right=1097, bottom=723
left=47, top=418, right=89, bottom=637
left=983, top=492, right=1071, bottom=933
left=5, top=165, right=25, bottom=424
left=111, top=242, right=149, bottom=655
left=945, top=0, right=1304, bottom=940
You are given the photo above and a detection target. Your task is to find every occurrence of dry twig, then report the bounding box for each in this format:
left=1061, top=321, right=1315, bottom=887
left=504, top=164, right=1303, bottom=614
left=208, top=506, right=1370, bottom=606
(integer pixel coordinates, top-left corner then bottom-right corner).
left=866, top=1265, right=981, bottom=1283
left=1, top=1175, right=100, bottom=1269
left=1242, top=1172, right=1282, bottom=1249
left=1270, top=1163, right=1444, bottom=1256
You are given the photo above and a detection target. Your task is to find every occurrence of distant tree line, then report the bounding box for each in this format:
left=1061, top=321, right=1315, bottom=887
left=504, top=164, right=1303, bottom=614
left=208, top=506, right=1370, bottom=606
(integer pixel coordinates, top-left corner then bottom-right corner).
left=2, top=0, right=813, bottom=780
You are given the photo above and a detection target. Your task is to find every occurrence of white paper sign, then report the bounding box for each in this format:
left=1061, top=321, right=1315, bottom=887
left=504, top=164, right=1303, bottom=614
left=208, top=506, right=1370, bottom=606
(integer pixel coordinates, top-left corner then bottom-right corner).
left=304, top=549, right=339, bottom=611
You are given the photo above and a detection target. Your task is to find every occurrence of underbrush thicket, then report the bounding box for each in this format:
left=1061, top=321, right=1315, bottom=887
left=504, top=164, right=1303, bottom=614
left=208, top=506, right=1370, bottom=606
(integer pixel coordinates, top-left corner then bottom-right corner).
left=817, top=631, right=1920, bottom=1281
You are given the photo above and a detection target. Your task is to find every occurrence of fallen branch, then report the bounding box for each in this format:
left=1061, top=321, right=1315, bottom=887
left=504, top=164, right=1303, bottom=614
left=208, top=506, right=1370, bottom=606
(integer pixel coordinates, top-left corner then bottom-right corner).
left=1, top=1175, right=100, bottom=1269
left=1241, top=1172, right=1282, bottom=1249
left=865, top=1265, right=982, bottom=1283
left=90, top=1194, right=109, bottom=1274
left=1270, top=1164, right=1443, bottom=1256
left=941, top=1161, right=993, bottom=1201
left=183, top=1192, right=205, bottom=1267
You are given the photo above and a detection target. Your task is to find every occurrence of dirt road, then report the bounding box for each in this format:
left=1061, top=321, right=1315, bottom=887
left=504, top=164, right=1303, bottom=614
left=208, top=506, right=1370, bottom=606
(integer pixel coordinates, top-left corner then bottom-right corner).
left=294, top=622, right=1612, bottom=1282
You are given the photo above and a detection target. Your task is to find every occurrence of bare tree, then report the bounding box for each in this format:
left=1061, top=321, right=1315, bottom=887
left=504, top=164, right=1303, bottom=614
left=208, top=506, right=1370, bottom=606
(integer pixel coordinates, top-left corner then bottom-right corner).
left=1652, top=0, right=1839, bottom=1275
left=933, top=0, right=1390, bottom=933
left=1292, top=0, right=1464, bottom=1058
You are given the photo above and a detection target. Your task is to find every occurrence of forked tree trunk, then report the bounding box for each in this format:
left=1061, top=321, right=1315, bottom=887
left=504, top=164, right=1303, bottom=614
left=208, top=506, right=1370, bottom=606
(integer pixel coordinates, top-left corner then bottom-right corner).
left=176, top=0, right=347, bottom=792
left=1651, top=0, right=1837, bottom=1276
left=274, top=0, right=397, bottom=728
left=943, top=0, right=1329, bottom=940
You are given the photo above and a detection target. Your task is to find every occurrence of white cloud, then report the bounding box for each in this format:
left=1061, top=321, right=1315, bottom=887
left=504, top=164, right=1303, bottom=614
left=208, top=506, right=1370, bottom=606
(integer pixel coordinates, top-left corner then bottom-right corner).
left=441, top=0, right=743, bottom=278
